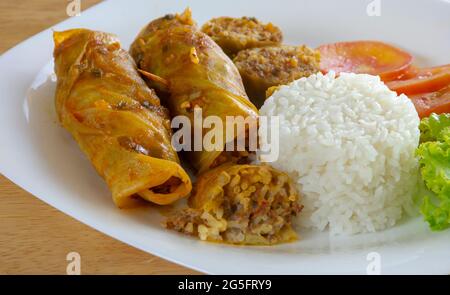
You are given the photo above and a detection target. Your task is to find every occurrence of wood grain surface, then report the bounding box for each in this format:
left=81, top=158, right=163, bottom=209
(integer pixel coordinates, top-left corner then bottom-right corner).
left=0, top=0, right=199, bottom=275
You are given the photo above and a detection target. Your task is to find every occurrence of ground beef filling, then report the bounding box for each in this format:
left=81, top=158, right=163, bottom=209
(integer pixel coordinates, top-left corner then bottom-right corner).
left=234, top=45, right=320, bottom=85
left=233, top=45, right=320, bottom=107
left=165, top=165, right=302, bottom=245
left=201, top=17, right=283, bottom=57
left=210, top=150, right=252, bottom=169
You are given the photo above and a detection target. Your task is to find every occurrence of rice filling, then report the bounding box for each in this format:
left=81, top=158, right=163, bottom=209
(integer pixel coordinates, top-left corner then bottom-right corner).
left=165, top=164, right=302, bottom=245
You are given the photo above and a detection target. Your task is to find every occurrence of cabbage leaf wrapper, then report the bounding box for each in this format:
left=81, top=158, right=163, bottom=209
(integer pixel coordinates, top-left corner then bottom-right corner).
left=130, top=9, right=259, bottom=174
left=54, top=29, right=192, bottom=208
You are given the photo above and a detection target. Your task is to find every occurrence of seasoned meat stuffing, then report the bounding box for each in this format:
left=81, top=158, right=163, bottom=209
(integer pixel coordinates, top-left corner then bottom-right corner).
left=165, top=164, right=302, bottom=245
left=234, top=45, right=320, bottom=107
left=201, top=16, right=282, bottom=57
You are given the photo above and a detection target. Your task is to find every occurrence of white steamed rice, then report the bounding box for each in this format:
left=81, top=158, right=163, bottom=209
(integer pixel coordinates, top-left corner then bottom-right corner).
left=258, top=72, right=420, bottom=234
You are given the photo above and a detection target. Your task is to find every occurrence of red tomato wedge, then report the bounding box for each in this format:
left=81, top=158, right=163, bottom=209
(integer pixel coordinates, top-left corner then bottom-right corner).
left=388, top=65, right=419, bottom=81
left=409, top=86, right=450, bottom=118
left=386, top=65, right=450, bottom=96
left=318, top=41, right=413, bottom=81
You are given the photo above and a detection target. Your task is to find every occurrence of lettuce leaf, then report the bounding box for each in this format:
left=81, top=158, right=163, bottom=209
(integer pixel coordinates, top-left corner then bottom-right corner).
left=417, top=113, right=450, bottom=230
left=419, top=113, right=450, bottom=143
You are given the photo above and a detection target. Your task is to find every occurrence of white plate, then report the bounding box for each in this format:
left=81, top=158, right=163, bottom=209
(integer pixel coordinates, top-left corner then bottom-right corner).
left=1, top=0, right=449, bottom=274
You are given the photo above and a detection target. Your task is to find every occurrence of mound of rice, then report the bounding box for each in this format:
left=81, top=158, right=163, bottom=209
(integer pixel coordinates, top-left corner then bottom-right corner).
left=258, top=72, right=420, bottom=234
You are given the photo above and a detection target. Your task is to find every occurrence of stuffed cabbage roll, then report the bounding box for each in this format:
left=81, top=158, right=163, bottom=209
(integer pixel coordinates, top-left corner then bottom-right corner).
left=53, top=29, right=192, bottom=208
left=201, top=16, right=283, bottom=58
left=234, top=45, right=321, bottom=107
left=165, top=164, right=302, bottom=245
left=130, top=9, right=259, bottom=174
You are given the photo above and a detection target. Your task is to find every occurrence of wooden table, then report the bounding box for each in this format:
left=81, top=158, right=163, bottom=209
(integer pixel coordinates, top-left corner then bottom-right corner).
left=0, top=0, right=198, bottom=275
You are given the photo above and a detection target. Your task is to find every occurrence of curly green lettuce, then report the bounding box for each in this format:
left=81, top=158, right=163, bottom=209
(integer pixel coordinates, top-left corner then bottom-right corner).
left=419, top=113, right=450, bottom=143
left=416, top=113, right=450, bottom=230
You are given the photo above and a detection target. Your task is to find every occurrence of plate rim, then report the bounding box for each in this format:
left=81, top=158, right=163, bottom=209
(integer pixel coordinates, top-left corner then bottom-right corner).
left=1, top=0, right=450, bottom=275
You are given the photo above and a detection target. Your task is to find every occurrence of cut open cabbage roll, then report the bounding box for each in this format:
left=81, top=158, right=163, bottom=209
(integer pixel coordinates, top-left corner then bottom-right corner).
left=53, top=29, right=192, bottom=208
left=201, top=16, right=283, bottom=58
left=165, top=164, right=302, bottom=245
left=234, top=45, right=321, bottom=107
left=130, top=9, right=259, bottom=174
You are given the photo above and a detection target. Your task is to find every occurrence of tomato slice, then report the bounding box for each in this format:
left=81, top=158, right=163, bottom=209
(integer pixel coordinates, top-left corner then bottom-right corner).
left=318, top=41, right=413, bottom=81
left=388, top=65, right=419, bottom=81
left=386, top=65, right=450, bottom=96
left=409, top=86, right=450, bottom=118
